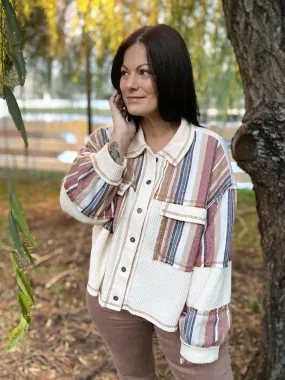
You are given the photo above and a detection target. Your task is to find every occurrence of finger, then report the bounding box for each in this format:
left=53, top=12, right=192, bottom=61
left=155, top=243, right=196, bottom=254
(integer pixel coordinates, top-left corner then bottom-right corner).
left=110, top=90, right=119, bottom=105
left=118, top=100, right=127, bottom=120
left=115, top=94, right=121, bottom=106
left=118, top=97, right=125, bottom=110
left=110, top=93, right=121, bottom=113
left=180, top=357, right=186, bottom=364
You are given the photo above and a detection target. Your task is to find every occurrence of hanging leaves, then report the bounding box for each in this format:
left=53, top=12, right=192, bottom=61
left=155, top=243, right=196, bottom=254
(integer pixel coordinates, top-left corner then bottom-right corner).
left=11, top=251, right=35, bottom=305
left=1, top=0, right=26, bottom=85
left=6, top=316, right=29, bottom=352
left=6, top=186, right=35, bottom=351
left=3, top=85, right=28, bottom=147
left=0, top=0, right=35, bottom=352
left=18, top=291, right=31, bottom=325
left=8, top=210, right=27, bottom=263
left=9, top=184, right=34, bottom=246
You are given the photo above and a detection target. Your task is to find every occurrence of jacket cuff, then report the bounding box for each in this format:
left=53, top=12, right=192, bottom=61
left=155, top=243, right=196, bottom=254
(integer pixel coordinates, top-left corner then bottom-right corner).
left=92, top=143, right=127, bottom=185
left=180, top=339, right=219, bottom=364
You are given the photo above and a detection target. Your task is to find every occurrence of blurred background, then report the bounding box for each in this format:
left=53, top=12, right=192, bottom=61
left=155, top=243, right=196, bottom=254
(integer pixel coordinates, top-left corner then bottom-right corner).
left=0, top=1, right=262, bottom=380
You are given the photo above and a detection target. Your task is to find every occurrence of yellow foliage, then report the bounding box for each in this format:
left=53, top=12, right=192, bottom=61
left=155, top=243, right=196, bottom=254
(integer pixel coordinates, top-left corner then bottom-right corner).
left=37, top=0, right=59, bottom=56
left=14, top=0, right=232, bottom=103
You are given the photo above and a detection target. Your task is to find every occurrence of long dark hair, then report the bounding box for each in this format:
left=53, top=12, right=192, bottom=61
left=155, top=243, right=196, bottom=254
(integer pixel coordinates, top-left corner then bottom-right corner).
left=111, top=24, right=201, bottom=129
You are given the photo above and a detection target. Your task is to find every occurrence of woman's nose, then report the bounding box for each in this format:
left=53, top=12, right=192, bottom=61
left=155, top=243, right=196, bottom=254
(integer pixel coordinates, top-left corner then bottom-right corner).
left=126, top=74, right=139, bottom=90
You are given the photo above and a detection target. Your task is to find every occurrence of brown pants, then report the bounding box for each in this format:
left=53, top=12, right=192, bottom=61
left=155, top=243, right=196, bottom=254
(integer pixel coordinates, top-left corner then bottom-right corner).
left=86, top=292, right=234, bottom=380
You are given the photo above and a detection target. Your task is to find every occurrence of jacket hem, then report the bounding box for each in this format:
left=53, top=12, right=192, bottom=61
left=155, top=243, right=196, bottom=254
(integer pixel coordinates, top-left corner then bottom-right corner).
left=87, top=286, right=179, bottom=332
left=87, top=284, right=99, bottom=296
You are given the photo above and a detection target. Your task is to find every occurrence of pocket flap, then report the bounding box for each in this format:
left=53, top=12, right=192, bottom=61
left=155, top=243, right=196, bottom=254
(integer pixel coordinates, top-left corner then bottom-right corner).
left=160, top=202, right=207, bottom=225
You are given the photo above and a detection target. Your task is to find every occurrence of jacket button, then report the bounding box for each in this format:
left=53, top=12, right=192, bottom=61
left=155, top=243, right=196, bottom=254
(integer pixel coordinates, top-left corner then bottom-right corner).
left=137, top=208, right=142, bottom=213
left=121, top=267, right=126, bottom=272
left=113, top=296, right=118, bottom=301
left=130, top=237, right=135, bottom=242
left=156, top=157, right=158, bottom=162
left=146, top=180, right=151, bottom=185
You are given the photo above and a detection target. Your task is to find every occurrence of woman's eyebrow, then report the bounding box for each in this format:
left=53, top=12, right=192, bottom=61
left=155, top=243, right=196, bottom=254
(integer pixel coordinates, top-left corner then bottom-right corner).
left=121, top=64, right=150, bottom=70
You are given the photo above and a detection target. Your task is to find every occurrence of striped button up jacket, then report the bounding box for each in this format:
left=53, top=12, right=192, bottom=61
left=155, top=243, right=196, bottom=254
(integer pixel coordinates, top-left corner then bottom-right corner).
left=60, top=119, right=237, bottom=364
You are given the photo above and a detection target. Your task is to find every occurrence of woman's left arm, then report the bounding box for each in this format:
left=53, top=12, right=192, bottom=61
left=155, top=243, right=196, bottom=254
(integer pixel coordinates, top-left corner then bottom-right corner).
left=179, top=166, right=237, bottom=364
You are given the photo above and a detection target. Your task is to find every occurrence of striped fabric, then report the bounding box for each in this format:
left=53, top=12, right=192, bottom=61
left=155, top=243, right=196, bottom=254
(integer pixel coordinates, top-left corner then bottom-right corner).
left=194, top=187, right=236, bottom=268
left=63, top=128, right=122, bottom=222
left=152, top=131, right=235, bottom=272
left=60, top=118, right=237, bottom=364
left=179, top=304, right=231, bottom=348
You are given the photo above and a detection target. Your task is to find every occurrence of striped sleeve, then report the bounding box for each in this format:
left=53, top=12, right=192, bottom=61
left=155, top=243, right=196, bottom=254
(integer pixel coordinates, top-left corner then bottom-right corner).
left=60, top=127, right=127, bottom=223
left=207, top=140, right=234, bottom=208
left=179, top=140, right=237, bottom=364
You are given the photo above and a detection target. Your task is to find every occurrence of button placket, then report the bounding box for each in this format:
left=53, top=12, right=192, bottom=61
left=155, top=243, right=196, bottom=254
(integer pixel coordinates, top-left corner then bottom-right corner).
left=110, top=155, right=156, bottom=306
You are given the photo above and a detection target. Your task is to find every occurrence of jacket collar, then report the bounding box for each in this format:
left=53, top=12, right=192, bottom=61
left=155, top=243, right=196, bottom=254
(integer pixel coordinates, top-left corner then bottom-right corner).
left=125, top=118, right=195, bottom=167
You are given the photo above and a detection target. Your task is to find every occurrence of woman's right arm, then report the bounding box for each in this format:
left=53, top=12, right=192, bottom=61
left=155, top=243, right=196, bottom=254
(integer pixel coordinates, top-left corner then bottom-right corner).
left=60, top=127, right=131, bottom=225
left=60, top=90, right=136, bottom=225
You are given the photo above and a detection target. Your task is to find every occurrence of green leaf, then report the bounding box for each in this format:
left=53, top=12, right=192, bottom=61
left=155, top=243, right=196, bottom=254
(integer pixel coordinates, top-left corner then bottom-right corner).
left=10, top=252, right=35, bottom=305
left=1, top=0, right=23, bottom=47
left=6, top=316, right=29, bottom=352
left=9, top=49, right=26, bottom=87
left=2, top=0, right=26, bottom=85
left=18, top=291, right=31, bottom=324
left=3, top=86, right=28, bottom=147
left=23, top=242, right=34, bottom=265
left=16, top=270, right=35, bottom=306
left=9, top=184, right=34, bottom=245
left=8, top=210, right=27, bottom=263
left=10, top=249, right=18, bottom=272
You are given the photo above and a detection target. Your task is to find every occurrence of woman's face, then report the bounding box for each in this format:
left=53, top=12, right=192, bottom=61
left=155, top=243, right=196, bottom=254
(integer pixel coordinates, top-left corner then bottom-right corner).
left=120, top=43, right=158, bottom=117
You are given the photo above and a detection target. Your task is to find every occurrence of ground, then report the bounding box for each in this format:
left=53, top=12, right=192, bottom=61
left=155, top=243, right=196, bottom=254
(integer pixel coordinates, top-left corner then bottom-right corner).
left=0, top=170, right=263, bottom=380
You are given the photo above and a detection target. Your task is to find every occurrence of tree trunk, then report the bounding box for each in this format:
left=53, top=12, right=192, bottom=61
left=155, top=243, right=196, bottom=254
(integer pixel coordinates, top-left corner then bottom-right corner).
left=222, top=1, right=285, bottom=379
left=86, top=33, right=92, bottom=136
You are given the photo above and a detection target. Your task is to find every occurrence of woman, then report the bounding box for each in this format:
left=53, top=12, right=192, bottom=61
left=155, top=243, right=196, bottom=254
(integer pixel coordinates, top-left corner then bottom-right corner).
left=60, top=24, right=236, bottom=380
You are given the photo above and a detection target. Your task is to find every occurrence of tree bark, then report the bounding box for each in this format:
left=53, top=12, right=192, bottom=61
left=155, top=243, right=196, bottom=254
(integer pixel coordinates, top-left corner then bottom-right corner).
left=222, top=1, right=285, bottom=379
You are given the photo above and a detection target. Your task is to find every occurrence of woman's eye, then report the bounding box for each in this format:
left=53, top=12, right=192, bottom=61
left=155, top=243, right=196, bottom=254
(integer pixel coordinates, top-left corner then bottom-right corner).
left=120, top=71, right=128, bottom=77
left=140, top=69, right=151, bottom=77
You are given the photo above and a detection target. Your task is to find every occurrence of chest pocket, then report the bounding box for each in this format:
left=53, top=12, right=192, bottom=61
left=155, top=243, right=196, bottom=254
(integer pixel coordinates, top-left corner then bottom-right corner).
left=153, top=202, right=207, bottom=272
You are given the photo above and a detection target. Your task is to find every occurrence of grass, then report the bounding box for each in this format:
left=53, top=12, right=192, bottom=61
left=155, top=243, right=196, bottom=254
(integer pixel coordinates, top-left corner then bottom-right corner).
left=20, top=108, right=112, bottom=116
left=234, top=191, right=259, bottom=245
left=0, top=169, right=64, bottom=203
left=237, top=188, right=256, bottom=209
left=0, top=170, right=64, bottom=253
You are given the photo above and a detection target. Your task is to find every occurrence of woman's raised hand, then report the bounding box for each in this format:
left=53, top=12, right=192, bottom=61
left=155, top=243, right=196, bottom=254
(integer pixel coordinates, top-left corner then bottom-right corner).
left=109, top=90, right=137, bottom=142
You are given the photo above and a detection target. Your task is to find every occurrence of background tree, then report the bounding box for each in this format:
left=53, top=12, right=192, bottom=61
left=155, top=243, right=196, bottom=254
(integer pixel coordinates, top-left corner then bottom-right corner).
left=222, top=1, right=285, bottom=379
left=17, top=0, right=244, bottom=130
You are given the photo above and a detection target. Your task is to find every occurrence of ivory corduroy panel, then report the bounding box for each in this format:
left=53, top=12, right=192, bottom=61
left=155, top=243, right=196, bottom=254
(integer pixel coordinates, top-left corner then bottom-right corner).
left=60, top=119, right=237, bottom=364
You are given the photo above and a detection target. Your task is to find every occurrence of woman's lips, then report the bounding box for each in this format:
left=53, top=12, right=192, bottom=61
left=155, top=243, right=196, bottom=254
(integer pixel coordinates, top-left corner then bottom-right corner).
left=126, top=97, right=145, bottom=102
